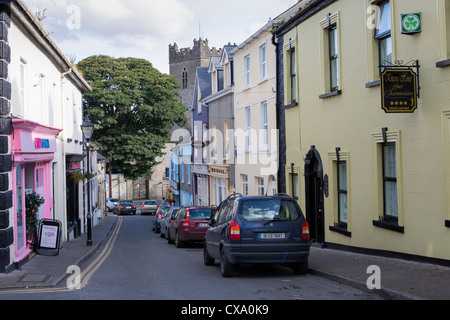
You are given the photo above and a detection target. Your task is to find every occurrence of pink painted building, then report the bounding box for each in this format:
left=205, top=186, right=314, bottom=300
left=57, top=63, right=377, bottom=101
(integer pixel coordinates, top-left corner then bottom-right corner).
left=11, top=120, right=61, bottom=261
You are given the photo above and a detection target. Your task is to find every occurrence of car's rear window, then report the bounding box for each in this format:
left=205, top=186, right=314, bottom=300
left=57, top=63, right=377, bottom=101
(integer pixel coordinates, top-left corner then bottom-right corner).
left=189, top=209, right=212, bottom=220
left=239, top=199, right=300, bottom=222
left=144, top=201, right=157, bottom=205
left=120, top=201, right=133, bottom=205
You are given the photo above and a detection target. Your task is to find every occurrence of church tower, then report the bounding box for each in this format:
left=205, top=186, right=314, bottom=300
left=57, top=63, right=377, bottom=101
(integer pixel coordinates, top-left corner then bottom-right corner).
left=169, top=38, right=222, bottom=129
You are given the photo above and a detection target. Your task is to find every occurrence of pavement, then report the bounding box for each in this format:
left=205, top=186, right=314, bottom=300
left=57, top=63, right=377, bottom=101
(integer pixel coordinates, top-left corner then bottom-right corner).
left=0, top=214, right=449, bottom=300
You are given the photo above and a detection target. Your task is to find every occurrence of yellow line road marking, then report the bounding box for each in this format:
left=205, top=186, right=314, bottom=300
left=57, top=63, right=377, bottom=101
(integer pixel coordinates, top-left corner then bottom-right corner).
left=0, top=217, right=122, bottom=295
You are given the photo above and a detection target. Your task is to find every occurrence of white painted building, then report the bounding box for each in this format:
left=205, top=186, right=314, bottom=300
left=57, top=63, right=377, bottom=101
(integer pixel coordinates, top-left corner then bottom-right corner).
left=3, top=0, right=91, bottom=269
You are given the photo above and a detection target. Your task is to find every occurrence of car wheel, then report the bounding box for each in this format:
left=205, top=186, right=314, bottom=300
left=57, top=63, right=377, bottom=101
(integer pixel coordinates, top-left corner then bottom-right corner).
left=204, top=244, right=215, bottom=266
left=220, top=248, right=234, bottom=277
left=175, top=232, right=184, bottom=248
left=292, top=260, right=308, bottom=275
left=167, top=231, right=174, bottom=244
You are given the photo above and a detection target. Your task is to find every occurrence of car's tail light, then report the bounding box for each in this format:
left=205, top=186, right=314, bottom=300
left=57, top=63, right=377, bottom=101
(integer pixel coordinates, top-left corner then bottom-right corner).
left=230, top=221, right=240, bottom=240
left=182, top=209, right=190, bottom=228
left=120, top=206, right=125, bottom=209
left=132, top=205, right=136, bottom=209
left=302, top=221, right=310, bottom=240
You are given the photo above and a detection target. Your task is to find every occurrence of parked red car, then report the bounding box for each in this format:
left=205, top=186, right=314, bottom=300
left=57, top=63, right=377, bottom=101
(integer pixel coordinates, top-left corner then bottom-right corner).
left=167, top=206, right=215, bottom=248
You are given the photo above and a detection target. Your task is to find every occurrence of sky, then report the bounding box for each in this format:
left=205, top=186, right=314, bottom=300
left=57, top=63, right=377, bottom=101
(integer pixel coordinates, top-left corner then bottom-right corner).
left=22, top=0, right=299, bottom=74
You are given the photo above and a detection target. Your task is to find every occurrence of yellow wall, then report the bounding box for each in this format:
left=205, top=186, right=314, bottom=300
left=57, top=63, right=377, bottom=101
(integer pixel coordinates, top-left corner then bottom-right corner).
left=233, top=27, right=279, bottom=196
left=282, top=0, right=450, bottom=260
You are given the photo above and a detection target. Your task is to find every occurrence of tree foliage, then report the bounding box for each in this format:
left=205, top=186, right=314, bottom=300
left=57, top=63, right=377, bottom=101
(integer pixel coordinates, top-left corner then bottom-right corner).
left=77, top=55, right=186, bottom=180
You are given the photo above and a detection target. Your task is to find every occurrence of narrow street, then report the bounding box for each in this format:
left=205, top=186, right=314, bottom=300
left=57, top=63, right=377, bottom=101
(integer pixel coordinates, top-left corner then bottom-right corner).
left=1, top=213, right=382, bottom=301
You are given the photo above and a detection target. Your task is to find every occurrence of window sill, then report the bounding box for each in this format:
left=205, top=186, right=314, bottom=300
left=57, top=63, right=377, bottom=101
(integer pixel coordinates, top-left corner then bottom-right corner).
left=319, top=89, right=342, bottom=99
left=329, top=224, right=351, bottom=237
left=284, top=101, right=298, bottom=109
left=372, top=219, right=404, bottom=233
left=436, top=59, right=450, bottom=68
left=365, top=80, right=381, bottom=88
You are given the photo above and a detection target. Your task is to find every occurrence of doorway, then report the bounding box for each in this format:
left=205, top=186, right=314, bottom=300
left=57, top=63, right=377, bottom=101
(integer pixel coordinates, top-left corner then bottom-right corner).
left=304, top=146, right=325, bottom=245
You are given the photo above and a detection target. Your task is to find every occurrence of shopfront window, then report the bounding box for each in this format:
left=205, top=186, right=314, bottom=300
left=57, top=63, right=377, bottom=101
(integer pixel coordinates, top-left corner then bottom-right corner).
left=15, top=165, right=25, bottom=253
left=36, top=166, right=44, bottom=221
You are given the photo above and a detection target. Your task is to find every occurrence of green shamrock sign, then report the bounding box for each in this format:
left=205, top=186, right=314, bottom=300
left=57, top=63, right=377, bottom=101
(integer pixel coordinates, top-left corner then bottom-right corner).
left=401, top=13, right=421, bottom=34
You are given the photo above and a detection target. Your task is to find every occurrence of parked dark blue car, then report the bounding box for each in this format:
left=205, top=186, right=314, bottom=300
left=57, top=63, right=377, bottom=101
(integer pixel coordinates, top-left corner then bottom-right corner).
left=204, top=194, right=310, bottom=277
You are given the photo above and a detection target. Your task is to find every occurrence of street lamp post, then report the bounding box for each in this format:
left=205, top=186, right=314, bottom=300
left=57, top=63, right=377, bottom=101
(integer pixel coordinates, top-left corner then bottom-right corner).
left=81, top=119, right=95, bottom=246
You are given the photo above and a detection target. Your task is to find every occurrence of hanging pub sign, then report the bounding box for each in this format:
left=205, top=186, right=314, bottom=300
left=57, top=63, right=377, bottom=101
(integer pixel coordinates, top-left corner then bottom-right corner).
left=380, top=60, right=420, bottom=113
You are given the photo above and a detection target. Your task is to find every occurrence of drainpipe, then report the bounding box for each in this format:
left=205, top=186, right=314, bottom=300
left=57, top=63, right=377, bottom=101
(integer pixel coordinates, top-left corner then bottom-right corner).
left=60, top=68, right=72, bottom=240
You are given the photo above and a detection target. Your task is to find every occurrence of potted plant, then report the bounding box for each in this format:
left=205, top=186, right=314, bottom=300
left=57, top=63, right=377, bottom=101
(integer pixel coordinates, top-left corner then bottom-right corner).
left=25, top=191, right=45, bottom=250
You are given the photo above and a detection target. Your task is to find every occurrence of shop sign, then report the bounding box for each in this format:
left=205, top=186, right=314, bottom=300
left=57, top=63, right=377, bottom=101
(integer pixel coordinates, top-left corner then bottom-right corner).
left=69, top=162, right=81, bottom=170
left=34, top=138, right=50, bottom=149
left=37, top=219, right=62, bottom=256
left=381, top=68, right=417, bottom=113
left=401, top=13, right=421, bottom=34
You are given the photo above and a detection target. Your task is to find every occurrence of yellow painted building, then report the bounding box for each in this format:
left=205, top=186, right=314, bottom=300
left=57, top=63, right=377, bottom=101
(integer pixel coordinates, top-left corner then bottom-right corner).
left=274, top=0, right=450, bottom=262
left=232, top=2, right=305, bottom=197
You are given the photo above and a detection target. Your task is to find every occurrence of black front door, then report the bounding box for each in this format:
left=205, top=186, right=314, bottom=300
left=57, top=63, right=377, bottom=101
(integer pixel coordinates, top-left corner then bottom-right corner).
left=304, top=146, right=325, bottom=245
left=66, top=174, right=80, bottom=238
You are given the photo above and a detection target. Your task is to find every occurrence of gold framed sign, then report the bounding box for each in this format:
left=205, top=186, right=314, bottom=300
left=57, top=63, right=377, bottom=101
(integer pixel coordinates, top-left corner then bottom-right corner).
left=381, top=68, right=418, bottom=113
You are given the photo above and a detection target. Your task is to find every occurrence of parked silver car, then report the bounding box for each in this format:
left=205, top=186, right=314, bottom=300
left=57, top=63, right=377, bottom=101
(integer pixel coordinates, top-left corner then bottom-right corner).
left=106, top=198, right=119, bottom=212
left=141, top=200, right=158, bottom=215
left=160, top=206, right=180, bottom=238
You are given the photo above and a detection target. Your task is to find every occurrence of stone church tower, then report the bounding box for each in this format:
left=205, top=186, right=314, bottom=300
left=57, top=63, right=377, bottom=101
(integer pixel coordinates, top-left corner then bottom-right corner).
left=169, top=38, right=222, bottom=129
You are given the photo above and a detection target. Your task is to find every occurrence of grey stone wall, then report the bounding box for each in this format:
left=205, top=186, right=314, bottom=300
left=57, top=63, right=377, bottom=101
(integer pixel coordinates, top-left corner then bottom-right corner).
left=0, top=3, right=13, bottom=273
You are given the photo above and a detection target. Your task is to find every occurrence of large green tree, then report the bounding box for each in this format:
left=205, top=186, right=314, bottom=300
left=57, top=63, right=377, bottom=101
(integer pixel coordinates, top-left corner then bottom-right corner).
left=77, top=55, right=186, bottom=180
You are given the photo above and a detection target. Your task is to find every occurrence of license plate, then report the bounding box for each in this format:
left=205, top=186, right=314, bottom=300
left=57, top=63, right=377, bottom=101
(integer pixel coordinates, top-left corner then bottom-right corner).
left=198, top=223, right=208, bottom=227
left=258, top=233, right=285, bottom=239
left=126, top=206, right=131, bottom=209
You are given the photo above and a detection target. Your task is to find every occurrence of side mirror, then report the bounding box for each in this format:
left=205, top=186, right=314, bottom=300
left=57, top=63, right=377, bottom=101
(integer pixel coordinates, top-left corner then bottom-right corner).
left=209, top=219, right=216, bottom=227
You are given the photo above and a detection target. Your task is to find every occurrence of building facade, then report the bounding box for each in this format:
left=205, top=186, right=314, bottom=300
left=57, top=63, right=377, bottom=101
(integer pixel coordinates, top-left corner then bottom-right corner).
left=274, top=0, right=450, bottom=261
left=0, top=0, right=91, bottom=272
left=191, top=67, right=211, bottom=206
left=232, top=4, right=304, bottom=198
left=203, top=45, right=236, bottom=206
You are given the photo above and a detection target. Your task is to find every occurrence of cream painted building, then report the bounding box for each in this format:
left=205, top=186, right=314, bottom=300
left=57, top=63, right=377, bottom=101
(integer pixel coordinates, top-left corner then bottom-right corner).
left=232, top=3, right=304, bottom=197
left=274, top=0, right=450, bottom=262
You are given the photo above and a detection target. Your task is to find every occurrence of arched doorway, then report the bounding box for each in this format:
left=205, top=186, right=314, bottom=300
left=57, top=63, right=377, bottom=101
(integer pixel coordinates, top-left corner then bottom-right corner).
left=304, top=146, right=325, bottom=245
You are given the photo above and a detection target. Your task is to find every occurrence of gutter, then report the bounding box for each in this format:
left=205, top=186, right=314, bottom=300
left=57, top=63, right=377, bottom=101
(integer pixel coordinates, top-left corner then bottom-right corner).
left=9, top=0, right=91, bottom=93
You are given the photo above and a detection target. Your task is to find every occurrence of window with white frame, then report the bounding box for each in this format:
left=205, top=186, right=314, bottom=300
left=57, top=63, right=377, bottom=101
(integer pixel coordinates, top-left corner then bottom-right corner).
left=337, top=161, right=348, bottom=226
left=382, top=142, right=397, bottom=221
left=372, top=130, right=403, bottom=233
left=245, top=106, right=251, bottom=151
left=328, top=26, right=339, bottom=91
left=260, top=101, right=268, bottom=149
left=242, top=174, right=248, bottom=196
left=244, top=54, right=250, bottom=87
left=257, top=177, right=265, bottom=196
left=224, top=120, right=230, bottom=157
left=259, top=43, right=267, bottom=81
left=319, top=12, right=340, bottom=94
left=375, top=1, right=392, bottom=67
left=213, top=177, right=227, bottom=206
left=181, top=160, right=184, bottom=183
left=289, top=48, right=297, bottom=103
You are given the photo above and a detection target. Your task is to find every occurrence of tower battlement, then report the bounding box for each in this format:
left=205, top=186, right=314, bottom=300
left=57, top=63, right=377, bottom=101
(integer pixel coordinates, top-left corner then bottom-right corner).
left=169, top=38, right=222, bottom=64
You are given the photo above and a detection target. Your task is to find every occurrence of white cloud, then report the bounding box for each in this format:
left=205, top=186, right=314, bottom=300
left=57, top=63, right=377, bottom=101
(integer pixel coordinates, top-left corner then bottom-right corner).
left=22, top=0, right=295, bottom=73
